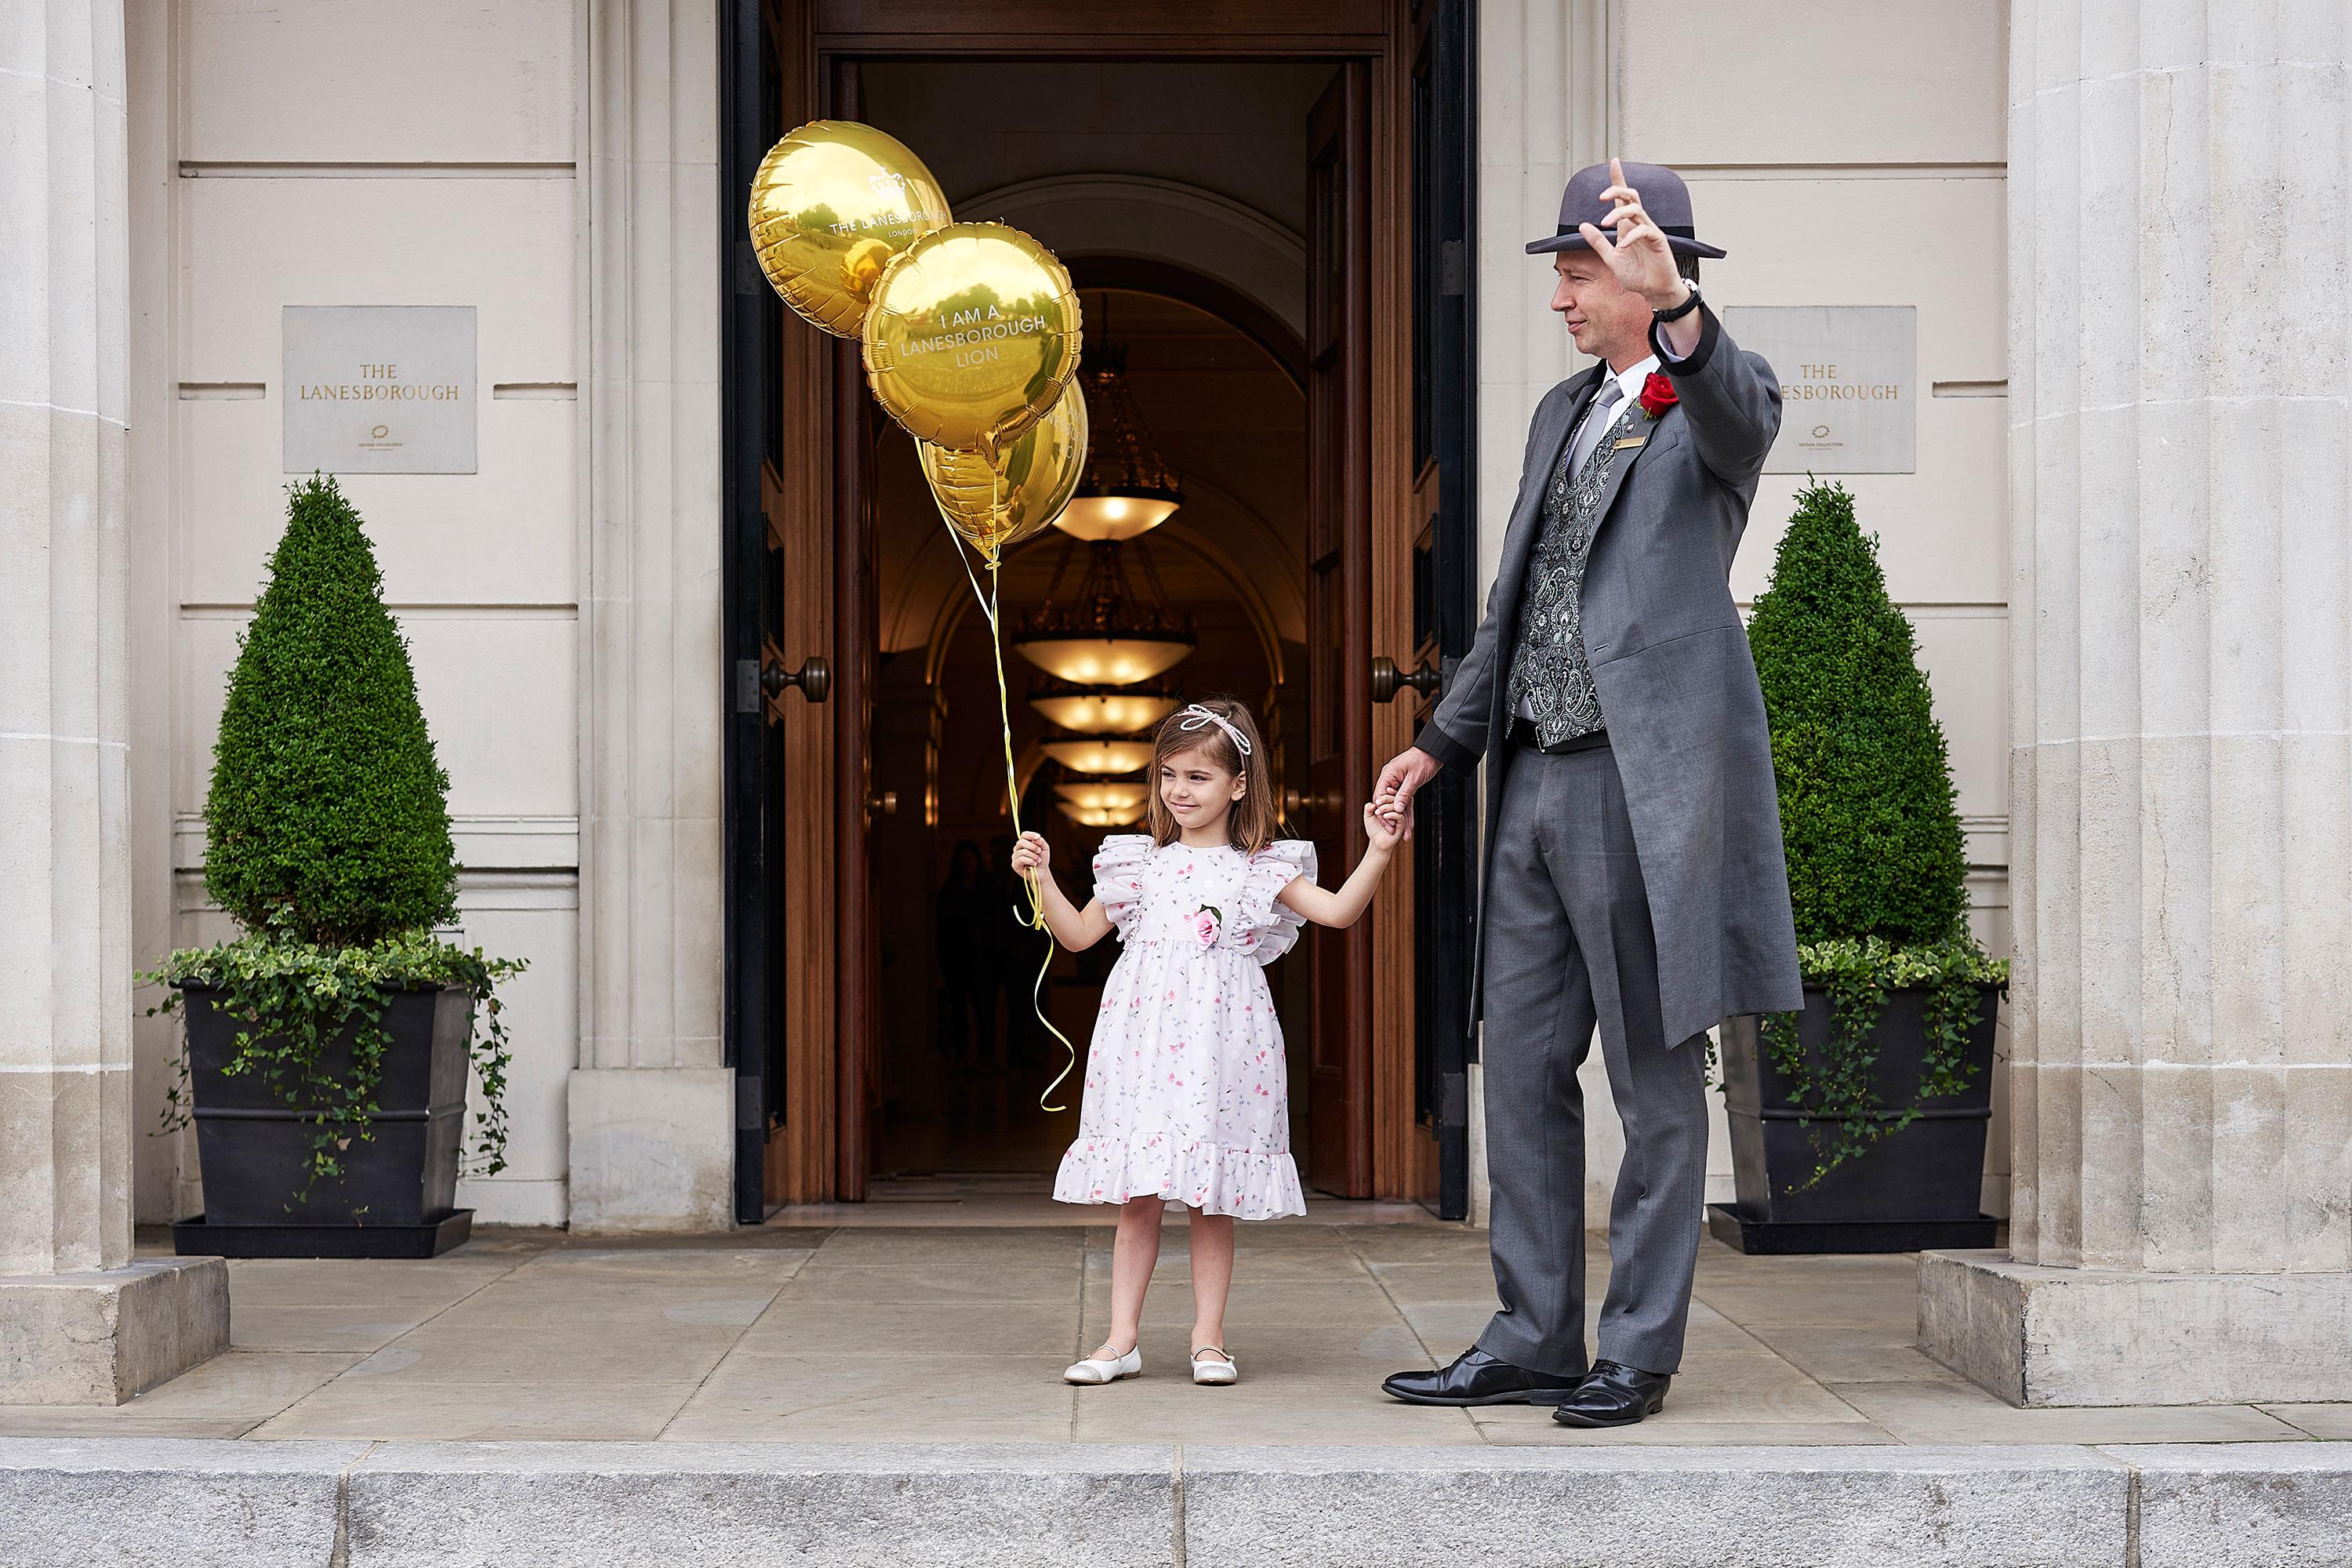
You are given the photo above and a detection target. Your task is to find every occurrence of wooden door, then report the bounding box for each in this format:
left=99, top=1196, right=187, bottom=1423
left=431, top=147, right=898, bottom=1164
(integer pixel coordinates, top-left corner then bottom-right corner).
left=831, top=57, right=878, bottom=1202
left=1402, top=0, right=1475, bottom=1218
left=1304, top=63, right=1374, bottom=1197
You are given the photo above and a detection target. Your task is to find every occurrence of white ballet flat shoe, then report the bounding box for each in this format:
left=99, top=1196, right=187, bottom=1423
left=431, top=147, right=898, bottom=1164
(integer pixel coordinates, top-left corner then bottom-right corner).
left=1191, top=1347, right=1238, bottom=1386
left=1064, top=1345, right=1142, bottom=1385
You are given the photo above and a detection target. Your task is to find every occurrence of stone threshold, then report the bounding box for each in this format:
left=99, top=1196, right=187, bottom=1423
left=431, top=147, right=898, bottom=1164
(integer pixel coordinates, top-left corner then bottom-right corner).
left=1, top=1436, right=2346, bottom=1566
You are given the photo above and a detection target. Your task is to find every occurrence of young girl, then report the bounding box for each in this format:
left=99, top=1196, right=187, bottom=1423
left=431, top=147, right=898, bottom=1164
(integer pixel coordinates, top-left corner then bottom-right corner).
left=1010, top=696, right=1402, bottom=1387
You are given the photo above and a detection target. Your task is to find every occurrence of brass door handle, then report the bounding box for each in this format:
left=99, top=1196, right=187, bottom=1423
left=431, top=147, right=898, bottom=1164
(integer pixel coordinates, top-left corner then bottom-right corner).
left=1371, top=654, right=1441, bottom=703
left=1283, top=787, right=1341, bottom=816
left=866, top=790, right=898, bottom=817
left=763, top=652, right=831, bottom=704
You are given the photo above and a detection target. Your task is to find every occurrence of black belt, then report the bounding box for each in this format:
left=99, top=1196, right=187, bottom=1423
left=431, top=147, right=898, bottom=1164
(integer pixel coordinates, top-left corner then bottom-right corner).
left=1508, top=717, right=1610, bottom=755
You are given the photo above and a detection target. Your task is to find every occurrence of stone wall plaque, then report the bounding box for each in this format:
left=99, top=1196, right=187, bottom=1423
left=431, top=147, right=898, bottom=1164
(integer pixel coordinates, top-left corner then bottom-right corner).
left=283, top=306, right=477, bottom=474
left=1716, top=305, right=1915, bottom=474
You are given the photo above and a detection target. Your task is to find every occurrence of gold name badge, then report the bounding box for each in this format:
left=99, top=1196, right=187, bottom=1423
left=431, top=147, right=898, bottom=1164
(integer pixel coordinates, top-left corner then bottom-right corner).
left=1613, top=436, right=1646, bottom=450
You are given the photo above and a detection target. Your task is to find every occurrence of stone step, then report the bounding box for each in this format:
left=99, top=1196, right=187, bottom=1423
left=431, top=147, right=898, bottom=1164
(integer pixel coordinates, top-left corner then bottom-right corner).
left=0, top=1436, right=2343, bottom=1566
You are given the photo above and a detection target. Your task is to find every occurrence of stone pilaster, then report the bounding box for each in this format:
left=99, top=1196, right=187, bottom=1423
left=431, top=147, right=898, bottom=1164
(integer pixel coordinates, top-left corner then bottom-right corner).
left=572, top=0, right=733, bottom=1230
left=0, top=0, right=225, bottom=1402
left=1922, top=1, right=2352, bottom=1406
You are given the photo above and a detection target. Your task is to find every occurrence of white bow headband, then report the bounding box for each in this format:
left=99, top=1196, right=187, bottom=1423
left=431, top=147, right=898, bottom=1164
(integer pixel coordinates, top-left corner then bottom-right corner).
left=1175, top=703, right=1252, bottom=757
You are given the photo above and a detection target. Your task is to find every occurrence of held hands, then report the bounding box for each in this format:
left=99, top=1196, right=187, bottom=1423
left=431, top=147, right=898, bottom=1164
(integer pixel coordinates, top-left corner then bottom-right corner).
left=1363, top=798, right=1406, bottom=853
left=1371, top=746, right=1443, bottom=841
left=1576, top=156, right=1690, bottom=310
left=1010, top=830, right=1051, bottom=878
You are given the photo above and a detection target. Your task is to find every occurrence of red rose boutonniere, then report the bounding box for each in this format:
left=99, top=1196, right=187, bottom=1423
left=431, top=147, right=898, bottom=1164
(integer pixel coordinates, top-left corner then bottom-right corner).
left=1638, top=372, right=1679, bottom=420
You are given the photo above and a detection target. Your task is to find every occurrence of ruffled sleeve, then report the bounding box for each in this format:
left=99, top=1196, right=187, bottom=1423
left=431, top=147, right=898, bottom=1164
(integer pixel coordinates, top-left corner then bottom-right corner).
left=1229, top=840, right=1318, bottom=965
left=1091, top=834, right=1155, bottom=941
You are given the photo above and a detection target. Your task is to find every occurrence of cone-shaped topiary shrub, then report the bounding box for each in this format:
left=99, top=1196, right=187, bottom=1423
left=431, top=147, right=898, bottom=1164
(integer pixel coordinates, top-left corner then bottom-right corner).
left=147, top=476, right=519, bottom=1197
left=203, top=474, right=459, bottom=946
left=1748, top=479, right=1968, bottom=946
left=1744, top=479, right=2004, bottom=1184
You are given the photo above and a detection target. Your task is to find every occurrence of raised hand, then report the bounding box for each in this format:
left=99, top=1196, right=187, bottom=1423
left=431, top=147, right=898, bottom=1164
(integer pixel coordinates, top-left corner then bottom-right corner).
left=1576, top=156, right=1687, bottom=310
left=1010, top=830, right=1051, bottom=877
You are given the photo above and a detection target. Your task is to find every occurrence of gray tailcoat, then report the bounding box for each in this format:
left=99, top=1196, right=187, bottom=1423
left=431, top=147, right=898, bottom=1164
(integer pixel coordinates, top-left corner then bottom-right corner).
left=1417, top=303, right=1803, bottom=1046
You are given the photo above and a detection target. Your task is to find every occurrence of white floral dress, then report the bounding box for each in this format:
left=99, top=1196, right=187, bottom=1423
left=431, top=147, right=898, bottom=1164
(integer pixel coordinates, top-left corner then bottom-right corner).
left=1051, top=834, right=1316, bottom=1221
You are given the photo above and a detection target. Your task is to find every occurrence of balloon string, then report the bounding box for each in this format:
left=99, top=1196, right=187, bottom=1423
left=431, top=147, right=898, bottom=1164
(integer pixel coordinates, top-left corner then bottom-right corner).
left=932, top=467, right=1080, bottom=1115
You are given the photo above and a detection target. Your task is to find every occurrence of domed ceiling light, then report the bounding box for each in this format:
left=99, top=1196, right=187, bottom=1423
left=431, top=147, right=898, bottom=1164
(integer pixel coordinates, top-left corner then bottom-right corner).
left=1040, top=736, right=1156, bottom=775
left=1059, top=800, right=1146, bottom=828
left=1054, top=780, right=1151, bottom=814
left=1026, top=677, right=1181, bottom=736
left=1054, top=343, right=1183, bottom=543
left=1010, top=535, right=1194, bottom=685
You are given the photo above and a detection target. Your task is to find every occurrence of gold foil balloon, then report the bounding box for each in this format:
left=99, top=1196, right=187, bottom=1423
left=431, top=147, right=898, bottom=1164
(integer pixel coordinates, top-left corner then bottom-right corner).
left=748, top=121, right=951, bottom=338
left=863, top=223, right=1083, bottom=460
left=920, top=379, right=1089, bottom=564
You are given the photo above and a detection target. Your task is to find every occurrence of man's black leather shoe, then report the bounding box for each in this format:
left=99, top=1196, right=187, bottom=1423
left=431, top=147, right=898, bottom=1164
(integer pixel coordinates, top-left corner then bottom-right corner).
left=1381, top=1346, right=1587, bottom=1406
left=1549, top=1359, right=1672, bottom=1427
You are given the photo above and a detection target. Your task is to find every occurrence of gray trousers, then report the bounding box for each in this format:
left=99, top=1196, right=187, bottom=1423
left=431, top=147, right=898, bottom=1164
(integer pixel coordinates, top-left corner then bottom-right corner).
left=1474, top=744, right=1709, bottom=1378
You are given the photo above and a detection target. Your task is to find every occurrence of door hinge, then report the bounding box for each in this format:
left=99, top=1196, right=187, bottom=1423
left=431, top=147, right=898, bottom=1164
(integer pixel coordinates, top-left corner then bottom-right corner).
left=1439, top=1070, right=1468, bottom=1127
left=734, top=657, right=759, bottom=714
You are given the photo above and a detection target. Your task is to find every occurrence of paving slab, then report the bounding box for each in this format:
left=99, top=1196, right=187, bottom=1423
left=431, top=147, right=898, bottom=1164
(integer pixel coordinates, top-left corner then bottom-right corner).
left=1832, top=1379, right=2313, bottom=1446
left=734, top=1298, right=1077, bottom=1355
left=252, top=1376, right=701, bottom=1442
left=229, top=1305, right=452, bottom=1352
left=2261, top=1403, right=2352, bottom=1439
left=1738, top=1322, right=1978, bottom=1385
left=775, top=1261, right=1082, bottom=1305
left=659, top=1351, right=1080, bottom=1443
left=223, top=1255, right=519, bottom=1309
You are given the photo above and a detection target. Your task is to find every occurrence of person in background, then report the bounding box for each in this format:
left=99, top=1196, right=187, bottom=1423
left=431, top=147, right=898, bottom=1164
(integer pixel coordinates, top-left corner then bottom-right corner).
left=935, top=839, right=998, bottom=1073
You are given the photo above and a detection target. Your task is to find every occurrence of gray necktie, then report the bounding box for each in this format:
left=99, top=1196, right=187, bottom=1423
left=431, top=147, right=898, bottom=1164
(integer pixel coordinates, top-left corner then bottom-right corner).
left=1566, top=378, right=1624, bottom=477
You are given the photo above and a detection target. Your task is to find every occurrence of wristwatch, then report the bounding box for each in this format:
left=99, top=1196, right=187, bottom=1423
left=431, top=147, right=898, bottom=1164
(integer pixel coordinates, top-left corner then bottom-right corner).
left=1653, top=279, right=1701, bottom=322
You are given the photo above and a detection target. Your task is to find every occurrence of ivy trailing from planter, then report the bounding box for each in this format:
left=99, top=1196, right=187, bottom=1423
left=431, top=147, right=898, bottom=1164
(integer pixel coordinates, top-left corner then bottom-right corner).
left=147, top=474, right=524, bottom=1200
left=145, top=932, right=521, bottom=1194
left=1747, top=479, right=2008, bottom=1187
left=1758, top=936, right=2007, bottom=1186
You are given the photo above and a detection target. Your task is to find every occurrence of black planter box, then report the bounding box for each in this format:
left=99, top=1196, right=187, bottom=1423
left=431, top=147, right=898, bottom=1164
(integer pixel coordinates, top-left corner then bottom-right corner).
left=1716, top=982, right=2002, bottom=1254
left=175, top=982, right=474, bottom=1257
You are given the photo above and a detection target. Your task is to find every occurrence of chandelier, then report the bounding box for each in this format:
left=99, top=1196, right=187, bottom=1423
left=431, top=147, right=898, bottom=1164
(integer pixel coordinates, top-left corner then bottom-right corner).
left=1009, top=535, right=1194, bottom=686
left=1054, top=343, right=1182, bottom=542
left=1058, top=800, right=1146, bottom=828
left=1040, top=735, right=1156, bottom=775
left=1026, top=676, right=1182, bottom=736
left=1054, top=780, right=1151, bottom=814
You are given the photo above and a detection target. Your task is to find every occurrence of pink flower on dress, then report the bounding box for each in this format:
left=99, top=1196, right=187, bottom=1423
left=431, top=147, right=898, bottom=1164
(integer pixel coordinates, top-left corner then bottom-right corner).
left=1193, top=903, right=1222, bottom=949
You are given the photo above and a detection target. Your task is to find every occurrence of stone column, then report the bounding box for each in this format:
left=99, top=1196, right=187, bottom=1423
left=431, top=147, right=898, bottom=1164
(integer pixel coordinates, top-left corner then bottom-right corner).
left=570, top=0, right=734, bottom=1231
left=0, top=1, right=227, bottom=1402
left=1922, top=2, right=2352, bottom=1406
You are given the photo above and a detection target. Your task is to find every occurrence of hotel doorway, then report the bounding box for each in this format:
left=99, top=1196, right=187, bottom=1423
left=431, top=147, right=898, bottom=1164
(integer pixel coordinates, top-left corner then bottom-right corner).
left=719, top=2, right=1477, bottom=1218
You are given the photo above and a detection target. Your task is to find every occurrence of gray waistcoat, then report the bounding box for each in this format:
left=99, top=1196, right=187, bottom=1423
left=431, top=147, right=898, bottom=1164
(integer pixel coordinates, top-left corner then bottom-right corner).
left=1505, top=393, right=1635, bottom=745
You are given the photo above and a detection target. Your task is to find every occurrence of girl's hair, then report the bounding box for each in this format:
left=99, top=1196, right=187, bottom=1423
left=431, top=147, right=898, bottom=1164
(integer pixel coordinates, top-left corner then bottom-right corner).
left=1145, top=696, right=1279, bottom=855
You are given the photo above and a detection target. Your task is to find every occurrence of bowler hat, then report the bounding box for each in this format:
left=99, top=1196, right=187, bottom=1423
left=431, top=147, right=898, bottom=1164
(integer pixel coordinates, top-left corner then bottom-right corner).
left=1527, top=160, right=1726, bottom=259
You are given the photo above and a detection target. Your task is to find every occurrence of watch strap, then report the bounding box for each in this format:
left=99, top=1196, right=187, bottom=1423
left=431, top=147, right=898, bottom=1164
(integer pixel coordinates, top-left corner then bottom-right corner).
left=1653, top=284, right=1701, bottom=323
